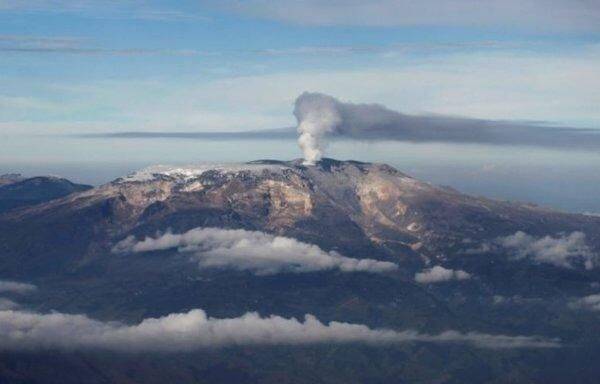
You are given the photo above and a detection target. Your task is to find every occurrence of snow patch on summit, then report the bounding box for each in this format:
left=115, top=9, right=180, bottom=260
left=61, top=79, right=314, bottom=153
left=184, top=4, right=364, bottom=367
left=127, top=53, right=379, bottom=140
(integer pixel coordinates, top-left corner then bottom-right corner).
left=117, top=163, right=290, bottom=184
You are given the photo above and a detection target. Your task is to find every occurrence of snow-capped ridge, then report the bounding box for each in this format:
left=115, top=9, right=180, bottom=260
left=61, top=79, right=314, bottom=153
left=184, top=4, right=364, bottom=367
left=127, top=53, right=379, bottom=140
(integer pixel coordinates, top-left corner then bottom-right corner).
left=113, top=158, right=406, bottom=186
left=115, top=162, right=292, bottom=184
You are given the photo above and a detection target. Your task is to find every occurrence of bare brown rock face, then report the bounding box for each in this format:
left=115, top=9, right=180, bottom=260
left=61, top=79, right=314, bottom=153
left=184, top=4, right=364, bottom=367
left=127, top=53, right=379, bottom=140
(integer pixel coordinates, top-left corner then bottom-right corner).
left=1, top=158, right=598, bottom=276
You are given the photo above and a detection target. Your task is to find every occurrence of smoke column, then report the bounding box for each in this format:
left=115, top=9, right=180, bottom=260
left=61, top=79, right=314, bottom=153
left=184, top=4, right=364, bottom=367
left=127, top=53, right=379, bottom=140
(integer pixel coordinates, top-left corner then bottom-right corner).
left=292, top=92, right=600, bottom=155
left=294, top=92, right=341, bottom=165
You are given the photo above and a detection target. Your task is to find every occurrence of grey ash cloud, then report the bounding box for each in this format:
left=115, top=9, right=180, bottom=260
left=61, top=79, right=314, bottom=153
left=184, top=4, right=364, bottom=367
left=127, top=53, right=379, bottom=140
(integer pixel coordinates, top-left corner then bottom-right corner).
left=292, top=92, right=600, bottom=151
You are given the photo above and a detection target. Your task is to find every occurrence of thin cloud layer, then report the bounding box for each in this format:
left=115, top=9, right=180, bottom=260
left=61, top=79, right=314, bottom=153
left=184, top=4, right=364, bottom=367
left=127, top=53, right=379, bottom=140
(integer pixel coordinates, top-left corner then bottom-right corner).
left=414, top=266, right=471, bottom=284
left=0, top=1, right=207, bottom=21
left=0, top=308, right=559, bottom=351
left=0, top=279, right=37, bottom=294
left=5, top=1, right=599, bottom=32
left=0, top=34, right=209, bottom=55
left=498, top=231, right=597, bottom=270
left=113, top=227, right=398, bottom=275
left=215, top=0, right=600, bottom=32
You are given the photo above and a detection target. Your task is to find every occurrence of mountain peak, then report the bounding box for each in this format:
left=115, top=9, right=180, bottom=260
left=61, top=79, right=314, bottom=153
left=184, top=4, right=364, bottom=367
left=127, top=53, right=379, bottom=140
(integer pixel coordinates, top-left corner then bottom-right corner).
left=112, top=158, right=399, bottom=186
left=0, top=173, right=24, bottom=186
left=0, top=175, right=92, bottom=214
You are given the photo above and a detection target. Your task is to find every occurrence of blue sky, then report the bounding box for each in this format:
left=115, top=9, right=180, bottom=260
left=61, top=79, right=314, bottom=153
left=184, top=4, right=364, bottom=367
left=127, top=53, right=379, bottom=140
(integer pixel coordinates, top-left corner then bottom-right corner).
left=1, top=0, right=600, bottom=135
left=2, top=1, right=600, bottom=214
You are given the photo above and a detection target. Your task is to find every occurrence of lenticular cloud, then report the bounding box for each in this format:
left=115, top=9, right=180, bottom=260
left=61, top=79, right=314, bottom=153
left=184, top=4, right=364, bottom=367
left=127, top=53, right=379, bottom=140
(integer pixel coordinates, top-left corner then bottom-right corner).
left=0, top=308, right=559, bottom=351
left=113, top=227, right=398, bottom=275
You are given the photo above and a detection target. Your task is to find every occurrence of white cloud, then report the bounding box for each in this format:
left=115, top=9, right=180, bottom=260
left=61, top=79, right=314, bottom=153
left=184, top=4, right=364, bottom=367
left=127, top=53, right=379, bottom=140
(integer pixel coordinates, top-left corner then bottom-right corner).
left=215, top=0, right=600, bottom=32
left=498, top=231, right=597, bottom=269
left=569, top=294, right=600, bottom=312
left=0, top=308, right=559, bottom=351
left=113, top=227, right=398, bottom=275
left=415, top=266, right=471, bottom=284
left=0, top=279, right=37, bottom=294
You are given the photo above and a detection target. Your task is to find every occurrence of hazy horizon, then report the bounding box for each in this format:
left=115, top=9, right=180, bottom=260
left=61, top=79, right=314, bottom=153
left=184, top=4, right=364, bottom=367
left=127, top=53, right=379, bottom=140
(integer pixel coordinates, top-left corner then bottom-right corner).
left=2, top=135, right=599, bottom=215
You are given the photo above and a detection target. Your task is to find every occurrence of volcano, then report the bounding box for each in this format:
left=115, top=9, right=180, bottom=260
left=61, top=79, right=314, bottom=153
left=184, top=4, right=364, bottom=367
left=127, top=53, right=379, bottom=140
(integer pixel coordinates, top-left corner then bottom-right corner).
left=0, top=159, right=599, bottom=383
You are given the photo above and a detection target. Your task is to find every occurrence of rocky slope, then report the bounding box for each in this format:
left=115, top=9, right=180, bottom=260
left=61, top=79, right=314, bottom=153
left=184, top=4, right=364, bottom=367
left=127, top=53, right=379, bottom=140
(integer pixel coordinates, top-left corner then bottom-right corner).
left=1, top=159, right=599, bottom=383
left=1, top=158, right=597, bottom=274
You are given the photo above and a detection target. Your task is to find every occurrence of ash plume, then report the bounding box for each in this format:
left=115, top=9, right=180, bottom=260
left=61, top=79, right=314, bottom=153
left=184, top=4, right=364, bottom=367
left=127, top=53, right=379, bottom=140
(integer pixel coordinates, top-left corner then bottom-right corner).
left=294, top=92, right=341, bottom=165
left=292, top=92, right=600, bottom=160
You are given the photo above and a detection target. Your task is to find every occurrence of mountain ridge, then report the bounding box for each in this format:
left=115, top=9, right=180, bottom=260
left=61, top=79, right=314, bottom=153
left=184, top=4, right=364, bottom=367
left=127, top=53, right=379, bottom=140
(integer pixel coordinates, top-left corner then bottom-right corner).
left=1, top=158, right=598, bottom=276
left=0, top=175, right=92, bottom=214
left=1, top=159, right=600, bottom=383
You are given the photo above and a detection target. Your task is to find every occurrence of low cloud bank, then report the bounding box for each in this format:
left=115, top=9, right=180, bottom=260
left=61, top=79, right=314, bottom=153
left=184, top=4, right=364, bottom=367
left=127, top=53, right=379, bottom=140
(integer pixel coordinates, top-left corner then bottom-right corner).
left=0, top=308, right=559, bottom=351
left=415, top=266, right=471, bottom=283
left=113, top=227, right=398, bottom=275
left=498, top=231, right=596, bottom=269
left=569, top=294, right=600, bottom=312
left=0, top=280, right=37, bottom=294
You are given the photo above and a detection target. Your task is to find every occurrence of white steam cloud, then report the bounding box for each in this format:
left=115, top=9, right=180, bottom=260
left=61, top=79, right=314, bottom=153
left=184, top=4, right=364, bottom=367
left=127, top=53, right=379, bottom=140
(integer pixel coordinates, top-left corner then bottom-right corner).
left=0, top=308, right=559, bottom=351
left=113, top=227, right=398, bottom=275
left=294, top=92, right=341, bottom=165
left=414, top=266, right=471, bottom=284
left=497, top=231, right=596, bottom=270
